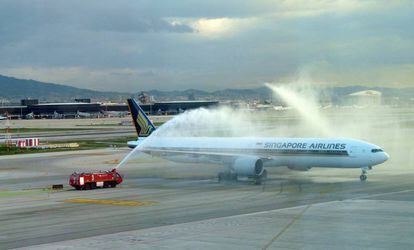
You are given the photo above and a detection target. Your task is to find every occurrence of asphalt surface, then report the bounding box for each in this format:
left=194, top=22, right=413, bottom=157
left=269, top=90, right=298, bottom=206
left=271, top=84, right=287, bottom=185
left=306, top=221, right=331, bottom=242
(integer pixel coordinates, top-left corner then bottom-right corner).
left=1, top=148, right=413, bottom=249
left=1, top=107, right=413, bottom=249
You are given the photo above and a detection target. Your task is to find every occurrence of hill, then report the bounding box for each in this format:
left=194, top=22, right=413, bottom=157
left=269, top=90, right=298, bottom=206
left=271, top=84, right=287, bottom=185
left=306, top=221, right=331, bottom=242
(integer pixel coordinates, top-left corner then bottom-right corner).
left=0, top=75, right=129, bottom=102
left=146, top=86, right=414, bottom=103
left=146, top=87, right=272, bottom=101
left=0, top=74, right=412, bottom=104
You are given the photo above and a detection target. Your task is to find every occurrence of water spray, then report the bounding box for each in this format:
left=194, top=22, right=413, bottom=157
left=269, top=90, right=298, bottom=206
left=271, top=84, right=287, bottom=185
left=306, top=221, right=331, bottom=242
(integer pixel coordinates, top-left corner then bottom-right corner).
left=265, top=83, right=333, bottom=137
left=115, top=111, right=185, bottom=169
left=114, top=106, right=262, bottom=169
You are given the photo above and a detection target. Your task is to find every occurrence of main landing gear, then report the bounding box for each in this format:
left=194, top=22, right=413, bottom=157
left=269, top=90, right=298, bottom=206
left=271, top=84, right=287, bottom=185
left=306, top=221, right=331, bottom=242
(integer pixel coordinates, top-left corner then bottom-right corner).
left=217, top=172, right=238, bottom=182
left=253, top=169, right=267, bottom=185
left=359, top=166, right=371, bottom=181
left=217, top=169, right=268, bottom=185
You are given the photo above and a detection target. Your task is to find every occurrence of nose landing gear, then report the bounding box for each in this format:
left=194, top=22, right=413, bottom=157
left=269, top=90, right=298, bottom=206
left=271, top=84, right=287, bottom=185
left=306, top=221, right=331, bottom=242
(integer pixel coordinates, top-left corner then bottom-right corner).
left=360, top=173, right=367, bottom=181
left=359, top=166, right=371, bottom=181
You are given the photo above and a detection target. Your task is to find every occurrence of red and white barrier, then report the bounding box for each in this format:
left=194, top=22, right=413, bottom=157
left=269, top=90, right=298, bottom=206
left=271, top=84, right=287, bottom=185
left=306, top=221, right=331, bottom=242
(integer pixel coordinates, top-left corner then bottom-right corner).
left=25, top=138, right=40, bottom=147
left=16, top=140, right=26, bottom=148
left=15, top=138, right=40, bottom=148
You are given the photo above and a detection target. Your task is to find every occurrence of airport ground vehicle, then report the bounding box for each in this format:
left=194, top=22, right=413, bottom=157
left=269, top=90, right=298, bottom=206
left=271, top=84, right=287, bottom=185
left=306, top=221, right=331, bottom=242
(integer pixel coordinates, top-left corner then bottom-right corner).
left=69, top=169, right=123, bottom=190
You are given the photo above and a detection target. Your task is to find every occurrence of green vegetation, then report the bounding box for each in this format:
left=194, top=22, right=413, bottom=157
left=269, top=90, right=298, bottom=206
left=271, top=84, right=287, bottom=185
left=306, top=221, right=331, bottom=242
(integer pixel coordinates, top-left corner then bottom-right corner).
left=0, top=145, right=69, bottom=155
left=0, top=189, right=49, bottom=198
left=0, top=136, right=136, bottom=155
left=76, top=124, right=123, bottom=127
left=70, top=136, right=136, bottom=149
left=0, top=145, right=62, bottom=155
left=153, top=121, right=165, bottom=127
left=1, top=128, right=95, bottom=133
left=76, top=121, right=165, bottom=127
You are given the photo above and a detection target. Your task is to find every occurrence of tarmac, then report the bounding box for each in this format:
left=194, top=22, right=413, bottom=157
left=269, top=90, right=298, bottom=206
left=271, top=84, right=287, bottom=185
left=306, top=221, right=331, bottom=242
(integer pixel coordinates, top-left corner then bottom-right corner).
left=0, top=147, right=413, bottom=249
left=20, top=196, right=414, bottom=250
left=0, top=117, right=136, bottom=142
left=1, top=107, right=413, bottom=249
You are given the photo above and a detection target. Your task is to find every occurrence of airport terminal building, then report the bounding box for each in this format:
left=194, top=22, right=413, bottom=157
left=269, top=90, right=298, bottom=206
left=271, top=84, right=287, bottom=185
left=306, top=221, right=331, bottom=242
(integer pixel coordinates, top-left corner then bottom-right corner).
left=0, top=99, right=219, bottom=119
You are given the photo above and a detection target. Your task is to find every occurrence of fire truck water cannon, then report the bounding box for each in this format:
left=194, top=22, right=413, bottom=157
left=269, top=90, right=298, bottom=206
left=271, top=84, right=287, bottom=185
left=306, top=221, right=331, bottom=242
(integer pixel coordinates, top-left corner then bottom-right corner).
left=69, top=169, right=123, bottom=190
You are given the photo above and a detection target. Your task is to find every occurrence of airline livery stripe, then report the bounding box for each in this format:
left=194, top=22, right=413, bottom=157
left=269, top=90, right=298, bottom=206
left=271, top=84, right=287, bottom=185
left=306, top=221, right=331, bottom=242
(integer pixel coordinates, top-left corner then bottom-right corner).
left=137, top=112, right=152, bottom=136
left=146, top=147, right=349, bottom=157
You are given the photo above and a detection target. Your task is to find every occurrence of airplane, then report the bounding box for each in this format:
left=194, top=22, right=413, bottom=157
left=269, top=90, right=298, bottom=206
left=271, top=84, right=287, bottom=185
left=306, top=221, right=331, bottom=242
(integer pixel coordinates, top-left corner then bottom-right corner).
left=76, top=111, right=92, bottom=118
left=126, top=99, right=389, bottom=184
left=25, top=112, right=34, bottom=119
left=103, top=110, right=129, bottom=118
left=53, top=111, right=64, bottom=119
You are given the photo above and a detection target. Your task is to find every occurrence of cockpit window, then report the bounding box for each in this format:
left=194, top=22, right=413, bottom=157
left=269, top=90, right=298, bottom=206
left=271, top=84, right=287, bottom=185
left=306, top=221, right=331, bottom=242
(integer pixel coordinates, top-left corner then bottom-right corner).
left=371, top=148, right=383, bottom=153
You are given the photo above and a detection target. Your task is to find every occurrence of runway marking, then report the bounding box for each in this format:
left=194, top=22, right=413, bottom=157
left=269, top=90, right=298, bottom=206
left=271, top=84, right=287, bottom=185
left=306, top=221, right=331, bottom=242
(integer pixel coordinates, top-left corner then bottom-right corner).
left=63, top=198, right=158, bottom=206
left=262, top=203, right=312, bottom=250
left=353, top=189, right=414, bottom=200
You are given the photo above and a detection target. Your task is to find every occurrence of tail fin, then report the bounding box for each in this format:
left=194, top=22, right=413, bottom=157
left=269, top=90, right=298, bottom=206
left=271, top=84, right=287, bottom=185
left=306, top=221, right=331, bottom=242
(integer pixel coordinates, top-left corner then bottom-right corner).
left=127, top=99, right=156, bottom=138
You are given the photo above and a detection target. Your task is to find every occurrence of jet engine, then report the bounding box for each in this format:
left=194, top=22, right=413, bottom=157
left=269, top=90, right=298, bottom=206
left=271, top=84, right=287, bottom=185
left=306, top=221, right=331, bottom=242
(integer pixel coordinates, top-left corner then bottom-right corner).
left=232, top=157, right=264, bottom=176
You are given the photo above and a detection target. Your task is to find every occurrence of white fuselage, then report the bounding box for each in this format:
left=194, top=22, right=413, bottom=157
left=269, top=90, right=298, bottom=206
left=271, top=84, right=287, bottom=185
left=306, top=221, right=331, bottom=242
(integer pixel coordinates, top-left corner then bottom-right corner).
left=129, top=137, right=389, bottom=170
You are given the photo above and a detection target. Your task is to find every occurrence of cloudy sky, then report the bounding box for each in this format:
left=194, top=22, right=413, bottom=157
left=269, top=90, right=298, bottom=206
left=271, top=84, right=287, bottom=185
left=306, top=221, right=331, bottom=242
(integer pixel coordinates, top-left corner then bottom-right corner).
left=0, top=0, right=413, bottom=92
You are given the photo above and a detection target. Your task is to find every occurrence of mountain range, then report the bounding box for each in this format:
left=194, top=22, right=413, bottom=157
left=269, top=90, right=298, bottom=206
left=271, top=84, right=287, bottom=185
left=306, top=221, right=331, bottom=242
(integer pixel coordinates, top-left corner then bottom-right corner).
left=0, top=75, right=129, bottom=102
left=0, top=74, right=412, bottom=103
left=145, top=86, right=414, bottom=103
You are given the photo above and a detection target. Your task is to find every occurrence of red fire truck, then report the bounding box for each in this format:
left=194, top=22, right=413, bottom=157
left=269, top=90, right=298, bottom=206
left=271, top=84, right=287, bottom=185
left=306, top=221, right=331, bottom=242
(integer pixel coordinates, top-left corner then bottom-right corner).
left=69, top=169, right=123, bottom=190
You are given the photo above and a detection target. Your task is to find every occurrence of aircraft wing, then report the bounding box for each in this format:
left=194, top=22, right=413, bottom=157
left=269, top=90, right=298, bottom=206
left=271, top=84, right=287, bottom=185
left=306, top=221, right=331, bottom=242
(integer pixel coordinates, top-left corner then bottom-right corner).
left=141, top=147, right=269, bottom=161
left=143, top=147, right=242, bottom=157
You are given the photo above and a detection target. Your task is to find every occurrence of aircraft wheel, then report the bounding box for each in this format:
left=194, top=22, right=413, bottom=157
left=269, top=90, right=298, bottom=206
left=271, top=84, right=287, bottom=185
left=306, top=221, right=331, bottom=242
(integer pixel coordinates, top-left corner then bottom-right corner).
left=253, top=177, right=262, bottom=185
left=230, top=173, right=238, bottom=181
left=254, top=179, right=262, bottom=185
left=83, top=183, right=91, bottom=190
left=218, top=172, right=238, bottom=182
left=360, top=174, right=367, bottom=181
left=218, top=172, right=225, bottom=183
left=261, top=169, right=268, bottom=180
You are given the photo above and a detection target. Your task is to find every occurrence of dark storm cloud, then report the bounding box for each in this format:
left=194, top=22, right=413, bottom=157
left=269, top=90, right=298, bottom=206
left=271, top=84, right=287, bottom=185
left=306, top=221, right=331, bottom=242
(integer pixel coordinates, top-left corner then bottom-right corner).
left=0, top=0, right=193, bottom=41
left=0, top=0, right=413, bottom=91
left=0, top=0, right=193, bottom=69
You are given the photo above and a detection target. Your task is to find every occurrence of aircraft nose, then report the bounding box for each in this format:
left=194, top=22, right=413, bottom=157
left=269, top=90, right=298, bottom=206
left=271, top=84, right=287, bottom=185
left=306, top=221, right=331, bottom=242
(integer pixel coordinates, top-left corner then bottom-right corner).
left=383, top=152, right=390, bottom=162
left=371, top=151, right=389, bottom=165
left=376, top=152, right=389, bottom=164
